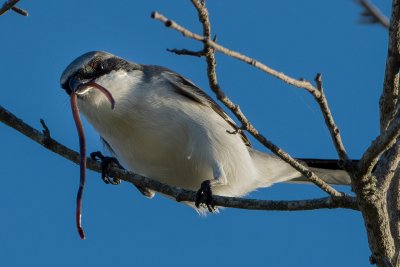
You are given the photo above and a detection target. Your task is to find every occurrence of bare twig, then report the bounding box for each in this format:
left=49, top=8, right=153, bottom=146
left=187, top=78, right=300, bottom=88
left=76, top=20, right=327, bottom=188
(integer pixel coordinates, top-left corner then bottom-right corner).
left=189, top=2, right=342, bottom=197
left=39, top=118, right=52, bottom=148
left=355, top=0, right=390, bottom=29
left=153, top=8, right=345, bottom=198
left=40, top=118, right=51, bottom=138
left=10, top=5, right=27, bottom=16
left=0, top=105, right=358, bottom=211
left=152, top=9, right=350, bottom=167
left=167, top=48, right=206, bottom=57
left=314, top=74, right=350, bottom=166
left=151, top=11, right=319, bottom=95
left=0, top=0, right=28, bottom=16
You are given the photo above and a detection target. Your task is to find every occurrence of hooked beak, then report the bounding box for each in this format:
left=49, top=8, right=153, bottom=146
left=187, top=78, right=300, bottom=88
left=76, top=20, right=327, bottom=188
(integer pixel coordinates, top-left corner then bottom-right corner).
left=68, top=76, right=116, bottom=109
left=68, top=76, right=90, bottom=96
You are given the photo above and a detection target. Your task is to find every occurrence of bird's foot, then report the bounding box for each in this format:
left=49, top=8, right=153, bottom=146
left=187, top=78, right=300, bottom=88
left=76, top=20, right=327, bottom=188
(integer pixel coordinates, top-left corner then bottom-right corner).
left=90, top=151, right=154, bottom=198
left=90, top=151, right=122, bottom=185
left=195, top=180, right=216, bottom=212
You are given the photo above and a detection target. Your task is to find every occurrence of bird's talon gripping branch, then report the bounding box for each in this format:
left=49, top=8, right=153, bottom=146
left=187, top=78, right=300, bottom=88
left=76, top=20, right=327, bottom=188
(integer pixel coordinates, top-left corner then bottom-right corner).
left=90, top=151, right=154, bottom=197
left=90, top=151, right=122, bottom=185
left=195, top=180, right=216, bottom=212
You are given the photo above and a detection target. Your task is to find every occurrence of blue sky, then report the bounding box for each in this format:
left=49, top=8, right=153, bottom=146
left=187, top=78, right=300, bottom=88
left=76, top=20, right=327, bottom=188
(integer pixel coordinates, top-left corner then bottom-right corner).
left=1, top=1, right=390, bottom=266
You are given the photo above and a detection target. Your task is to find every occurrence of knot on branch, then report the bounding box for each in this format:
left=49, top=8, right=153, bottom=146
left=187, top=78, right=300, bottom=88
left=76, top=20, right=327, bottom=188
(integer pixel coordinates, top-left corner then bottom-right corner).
left=334, top=127, right=340, bottom=135
left=248, top=59, right=257, bottom=67
left=164, top=20, right=172, bottom=27
left=358, top=175, right=378, bottom=200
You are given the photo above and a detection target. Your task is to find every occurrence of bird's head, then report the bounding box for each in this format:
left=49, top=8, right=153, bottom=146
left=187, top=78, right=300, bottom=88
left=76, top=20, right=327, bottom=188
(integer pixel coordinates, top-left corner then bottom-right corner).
left=60, top=51, right=115, bottom=94
left=60, top=51, right=143, bottom=108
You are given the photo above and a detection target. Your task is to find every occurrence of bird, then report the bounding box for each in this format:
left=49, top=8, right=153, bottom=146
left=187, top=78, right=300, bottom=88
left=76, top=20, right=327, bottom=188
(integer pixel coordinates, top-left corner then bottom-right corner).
left=60, top=51, right=351, bottom=212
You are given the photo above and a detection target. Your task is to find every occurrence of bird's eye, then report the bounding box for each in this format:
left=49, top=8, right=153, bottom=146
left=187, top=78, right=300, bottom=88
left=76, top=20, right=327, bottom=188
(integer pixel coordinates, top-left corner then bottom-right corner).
left=90, top=60, right=105, bottom=71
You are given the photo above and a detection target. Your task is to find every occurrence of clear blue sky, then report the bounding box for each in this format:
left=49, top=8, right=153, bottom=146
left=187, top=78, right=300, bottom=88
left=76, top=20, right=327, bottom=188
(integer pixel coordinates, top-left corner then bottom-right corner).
left=1, top=1, right=390, bottom=266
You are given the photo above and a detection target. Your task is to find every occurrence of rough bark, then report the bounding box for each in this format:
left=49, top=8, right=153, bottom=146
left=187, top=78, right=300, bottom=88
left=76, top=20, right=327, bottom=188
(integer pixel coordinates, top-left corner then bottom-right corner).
left=352, top=0, right=400, bottom=265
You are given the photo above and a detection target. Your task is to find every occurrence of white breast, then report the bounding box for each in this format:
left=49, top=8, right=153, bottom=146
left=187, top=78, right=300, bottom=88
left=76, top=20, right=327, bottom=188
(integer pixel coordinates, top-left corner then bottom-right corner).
left=78, top=70, right=262, bottom=197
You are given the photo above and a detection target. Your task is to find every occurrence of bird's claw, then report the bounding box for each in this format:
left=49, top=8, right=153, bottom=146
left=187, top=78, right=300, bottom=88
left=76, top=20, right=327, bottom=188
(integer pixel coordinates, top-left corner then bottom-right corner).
left=90, top=151, right=154, bottom=197
left=195, top=180, right=216, bottom=212
left=90, top=151, right=121, bottom=185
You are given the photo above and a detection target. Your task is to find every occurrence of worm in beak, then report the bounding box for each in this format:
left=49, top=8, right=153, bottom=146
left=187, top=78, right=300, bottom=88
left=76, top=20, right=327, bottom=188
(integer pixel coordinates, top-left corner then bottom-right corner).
left=70, top=81, right=115, bottom=239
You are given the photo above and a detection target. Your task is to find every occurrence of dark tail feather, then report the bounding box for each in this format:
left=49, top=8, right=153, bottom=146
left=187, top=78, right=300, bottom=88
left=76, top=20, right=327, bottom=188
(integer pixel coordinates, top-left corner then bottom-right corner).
left=296, top=158, right=359, bottom=170
left=290, top=158, right=356, bottom=185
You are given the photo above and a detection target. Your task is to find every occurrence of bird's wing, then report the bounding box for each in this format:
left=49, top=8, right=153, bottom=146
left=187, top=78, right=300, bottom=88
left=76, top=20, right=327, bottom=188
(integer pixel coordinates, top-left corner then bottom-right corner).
left=160, top=70, right=251, bottom=147
left=100, top=136, right=116, bottom=155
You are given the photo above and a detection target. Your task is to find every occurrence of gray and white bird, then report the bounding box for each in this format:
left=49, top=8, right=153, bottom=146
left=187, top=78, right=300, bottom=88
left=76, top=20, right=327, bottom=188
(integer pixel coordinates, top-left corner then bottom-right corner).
left=60, top=51, right=350, bottom=211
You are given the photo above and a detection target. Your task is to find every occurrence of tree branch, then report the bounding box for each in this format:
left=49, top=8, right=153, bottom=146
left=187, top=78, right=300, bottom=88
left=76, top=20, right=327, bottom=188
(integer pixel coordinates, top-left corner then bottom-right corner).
left=0, top=0, right=28, bottom=16
left=0, top=104, right=358, bottom=211
left=355, top=0, right=390, bottom=29
left=358, top=114, right=400, bottom=176
left=385, top=147, right=400, bottom=255
left=357, top=0, right=400, bottom=178
left=376, top=3, right=400, bottom=257
left=379, top=0, right=400, bottom=132
left=314, top=74, right=350, bottom=166
left=190, top=3, right=342, bottom=197
left=348, top=2, right=400, bottom=264
left=151, top=11, right=319, bottom=94
left=150, top=5, right=358, bottom=170
left=167, top=48, right=206, bottom=57
left=152, top=8, right=348, bottom=198
left=375, top=141, right=400, bottom=191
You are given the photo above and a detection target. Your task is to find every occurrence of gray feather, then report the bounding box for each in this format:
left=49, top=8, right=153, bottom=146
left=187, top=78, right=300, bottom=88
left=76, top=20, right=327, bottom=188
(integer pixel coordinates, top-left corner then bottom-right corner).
left=151, top=68, right=251, bottom=147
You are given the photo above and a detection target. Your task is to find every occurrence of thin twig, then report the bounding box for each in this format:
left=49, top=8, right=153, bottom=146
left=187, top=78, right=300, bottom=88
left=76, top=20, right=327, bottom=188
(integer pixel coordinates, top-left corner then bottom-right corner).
left=40, top=118, right=51, bottom=138
left=167, top=48, right=206, bottom=57
left=151, top=11, right=320, bottom=95
left=314, top=74, right=350, bottom=166
left=355, top=0, right=390, bottom=29
left=153, top=6, right=344, bottom=198
left=190, top=1, right=344, bottom=197
left=0, top=0, right=28, bottom=16
left=40, top=118, right=52, bottom=148
left=0, top=105, right=358, bottom=211
left=10, top=5, right=27, bottom=16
